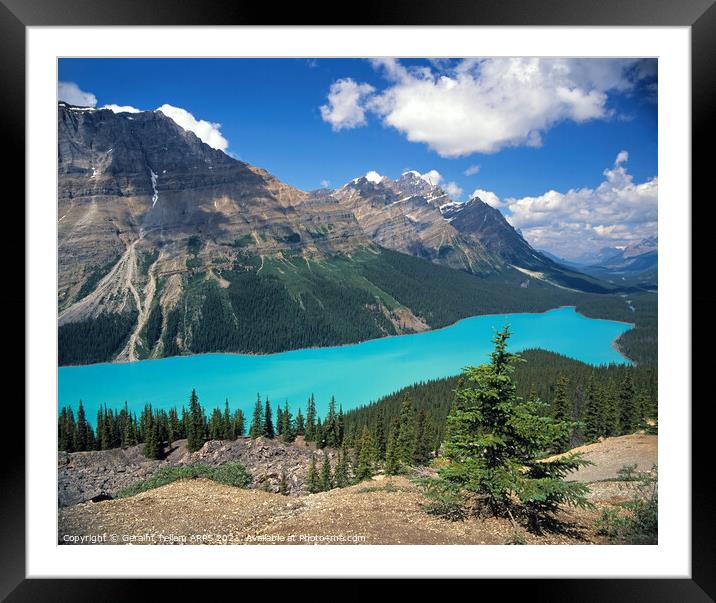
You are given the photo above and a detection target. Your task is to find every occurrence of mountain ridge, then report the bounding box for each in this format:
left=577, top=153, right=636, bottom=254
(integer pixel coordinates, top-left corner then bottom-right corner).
left=57, top=103, right=632, bottom=365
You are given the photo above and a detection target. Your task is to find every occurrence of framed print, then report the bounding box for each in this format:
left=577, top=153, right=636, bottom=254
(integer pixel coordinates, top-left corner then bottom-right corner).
left=4, top=0, right=713, bottom=597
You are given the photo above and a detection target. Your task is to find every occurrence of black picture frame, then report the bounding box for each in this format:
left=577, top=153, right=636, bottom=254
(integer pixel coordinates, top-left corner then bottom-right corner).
left=3, top=0, right=711, bottom=597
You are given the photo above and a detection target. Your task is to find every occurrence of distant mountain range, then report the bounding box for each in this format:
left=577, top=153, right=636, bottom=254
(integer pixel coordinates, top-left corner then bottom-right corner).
left=540, top=236, right=657, bottom=291
left=57, top=103, right=636, bottom=365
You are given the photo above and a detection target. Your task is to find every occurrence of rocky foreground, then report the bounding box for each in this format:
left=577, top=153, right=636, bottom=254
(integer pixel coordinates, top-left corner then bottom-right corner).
left=58, top=434, right=657, bottom=545
left=58, top=436, right=336, bottom=506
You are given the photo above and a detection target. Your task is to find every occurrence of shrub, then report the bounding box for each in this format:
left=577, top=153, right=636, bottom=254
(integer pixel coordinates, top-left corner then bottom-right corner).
left=115, top=463, right=251, bottom=498
left=595, top=465, right=657, bottom=544
left=416, top=478, right=467, bottom=522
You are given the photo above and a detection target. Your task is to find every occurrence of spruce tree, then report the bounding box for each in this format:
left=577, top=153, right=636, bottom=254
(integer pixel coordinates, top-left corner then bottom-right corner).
left=435, top=326, right=591, bottom=528
left=315, top=417, right=325, bottom=449
left=355, top=426, right=376, bottom=482
left=233, top=409, right=245, bottom=437
left=333, top=446, right=350, bottom=488
left=249, top=395, right=263, bottom=439
left=276, top=404, right=284, bottom=437
left=263, top=399, right=275, bottom=438
left=324, top=396, right=339, bottom=448
left=186, top=389, right=206, bottom=453
left=396, top=398, right=416, bottom=468
left=619, top=373, right=638, bottom=434
left=208, top=408, right=223, bottom=440
left=413, top=410, right=432, bottom=465
left=304, top=394, right=316, bottom=442
left=295, top=408, right=306, bottom=436
left=385, top=419, right=401, bottom=475
left=223, top=400, right=235, bottom=440
left=307, top=456, right=321, bottom=494
left=58, top=407, right=74, bottom=452
left=635, top=391, right=652, bottom=428
left=142, top=410, right=161, bottom=459
left=100, top=406, right=111, bottom=451
left=374, top=409, right=387, bottom=461
left=583, top=379, right=604, bottom=442
left=122, top=414, right=135, bottom=448
left=320, top=452, right=333, bottom=491
left=603, top=381, right=620, bottom=436
left=75, top=401, right=90, bottom=451
left=167, top=407, right=179, bottom=447
left=281, top=401, right=296, bottom=443
left=337, top=405, right=345, bottom=446
left=551, top=375, right=572, bottom=452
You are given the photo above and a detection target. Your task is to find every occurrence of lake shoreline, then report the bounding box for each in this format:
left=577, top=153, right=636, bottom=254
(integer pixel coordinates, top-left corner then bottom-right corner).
left=59, top=304, right=636, bottom=370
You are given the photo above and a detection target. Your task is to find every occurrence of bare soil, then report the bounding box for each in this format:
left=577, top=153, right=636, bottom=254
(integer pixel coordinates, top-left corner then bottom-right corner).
left=58, top=434, right=656, bottom=546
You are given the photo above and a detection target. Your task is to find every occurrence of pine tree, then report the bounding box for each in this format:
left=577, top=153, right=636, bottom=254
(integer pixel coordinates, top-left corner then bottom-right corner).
left=307, top=456, right=321, bottom=494
left=263, top=398, right=275, bottom=438
left=619, top=373, right=638, bottom=434
left=551, top=375, right=572, bottom=452
left=249, top=395, right=263, bottom=439
left=435, top=326, right=591, bottom=527
left=320, top=452, right=333, bottom=491
left=413, top=410, right=432, bottom=465
left=396, top=398, right=415, bottom=468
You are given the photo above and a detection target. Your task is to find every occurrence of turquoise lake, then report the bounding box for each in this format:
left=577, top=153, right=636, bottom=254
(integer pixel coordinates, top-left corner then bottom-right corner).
left=58, top=306, right=632, bottom=423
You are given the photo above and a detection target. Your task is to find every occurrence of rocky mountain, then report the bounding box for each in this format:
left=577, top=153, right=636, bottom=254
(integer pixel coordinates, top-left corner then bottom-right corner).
left=330, top=173, right=611, bottom=293
left=331, top=172, right=499, bottom=274
left=57, top=102, right=617, bottom=366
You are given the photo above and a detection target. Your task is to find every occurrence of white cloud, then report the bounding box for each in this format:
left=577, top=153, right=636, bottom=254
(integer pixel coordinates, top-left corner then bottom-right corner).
left=320, top=78, right=375, bottom=131
left=464, top=164, right=481, bottom=176
left=321, top=58, right=653, bottom=157
left=419, top=169, right=442, bottom=186
left=471, top=189, right=505, bottom=208
left=615, top=149, right=629, bottom=165
left=156, top=104, right=229, bottom=152
left=503, top=152, right=657, bottom=258
left=444, top=181, right=463, bottom=199
left=320, top=179, right=331, bottom=188
left=102, top=104, right=141, bottom=114
left=58, top=81, right=97, bottom=107
left=365, top=170, right=384, bottom=184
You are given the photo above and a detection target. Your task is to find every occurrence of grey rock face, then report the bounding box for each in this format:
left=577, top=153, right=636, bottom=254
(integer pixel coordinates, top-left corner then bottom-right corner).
left=58, top=437, right=339, bottom=507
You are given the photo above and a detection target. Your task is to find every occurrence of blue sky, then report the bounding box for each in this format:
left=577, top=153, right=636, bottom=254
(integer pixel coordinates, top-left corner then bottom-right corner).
left=58, top=58, right=658, bottom=258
